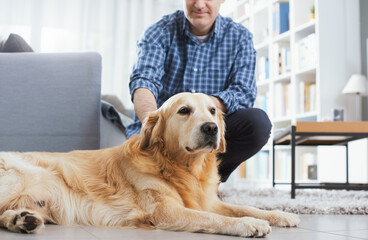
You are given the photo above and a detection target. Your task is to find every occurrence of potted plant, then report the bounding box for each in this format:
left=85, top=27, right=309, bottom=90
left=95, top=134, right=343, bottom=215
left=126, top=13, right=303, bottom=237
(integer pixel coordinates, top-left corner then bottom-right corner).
left=310, top=3, right=315, bottom=20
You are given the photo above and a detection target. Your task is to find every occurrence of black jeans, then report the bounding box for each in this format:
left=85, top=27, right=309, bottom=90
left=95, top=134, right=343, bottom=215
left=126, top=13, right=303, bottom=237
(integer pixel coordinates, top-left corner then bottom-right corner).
left=218, top=108, right=272, bottom=182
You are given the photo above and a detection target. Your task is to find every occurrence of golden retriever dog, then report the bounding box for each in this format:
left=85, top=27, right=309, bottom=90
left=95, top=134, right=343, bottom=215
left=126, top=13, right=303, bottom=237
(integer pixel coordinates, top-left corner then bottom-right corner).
left=0, top=93, right=299, bottom=237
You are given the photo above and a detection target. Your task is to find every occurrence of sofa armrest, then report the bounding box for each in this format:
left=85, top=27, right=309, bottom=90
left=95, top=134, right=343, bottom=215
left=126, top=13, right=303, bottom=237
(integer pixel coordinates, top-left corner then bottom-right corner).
left=0, top=52, right=101, bottom=152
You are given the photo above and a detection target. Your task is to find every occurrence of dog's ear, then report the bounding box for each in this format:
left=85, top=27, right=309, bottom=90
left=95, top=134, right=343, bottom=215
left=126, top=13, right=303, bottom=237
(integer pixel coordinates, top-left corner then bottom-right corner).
left=217, top=110, right=226, bottom=153
left=139, top=110, right=164, bottom=150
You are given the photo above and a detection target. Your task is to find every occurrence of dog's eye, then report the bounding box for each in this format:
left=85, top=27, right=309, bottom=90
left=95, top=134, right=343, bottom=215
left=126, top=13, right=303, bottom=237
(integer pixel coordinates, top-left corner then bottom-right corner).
left=178, top=107, right=190, bottom=115
left=210, top=108, right=216, bottom=115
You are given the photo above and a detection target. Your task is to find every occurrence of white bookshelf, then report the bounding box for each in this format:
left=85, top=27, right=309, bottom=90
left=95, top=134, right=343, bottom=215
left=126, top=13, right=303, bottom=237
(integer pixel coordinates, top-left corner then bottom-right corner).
left=221, top=0, right=362, bottom=185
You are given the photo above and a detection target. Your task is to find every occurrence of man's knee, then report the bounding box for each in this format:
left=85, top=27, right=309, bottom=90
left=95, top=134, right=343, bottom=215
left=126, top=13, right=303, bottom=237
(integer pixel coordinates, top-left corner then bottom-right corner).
left=246, top=108, right=272, bottom=132
left=245, top=108, right=272, bottom=146
left=226, top=108, right=272, bottom=147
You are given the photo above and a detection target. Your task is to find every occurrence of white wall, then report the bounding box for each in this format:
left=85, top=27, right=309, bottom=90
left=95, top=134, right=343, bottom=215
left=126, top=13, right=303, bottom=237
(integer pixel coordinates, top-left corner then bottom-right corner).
left=0, top=0, right=183, bottom=109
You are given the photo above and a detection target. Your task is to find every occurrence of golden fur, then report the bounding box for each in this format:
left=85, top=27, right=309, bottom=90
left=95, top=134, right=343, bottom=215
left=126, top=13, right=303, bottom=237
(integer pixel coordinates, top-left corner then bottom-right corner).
left=0, top=93, right=299, bottom=237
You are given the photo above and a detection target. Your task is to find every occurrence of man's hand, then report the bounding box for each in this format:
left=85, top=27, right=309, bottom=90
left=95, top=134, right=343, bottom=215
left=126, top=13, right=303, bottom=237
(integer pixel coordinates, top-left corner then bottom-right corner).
left=133, top=88, right=158, bottom=123
left=209, top=96, right=227, bottom=113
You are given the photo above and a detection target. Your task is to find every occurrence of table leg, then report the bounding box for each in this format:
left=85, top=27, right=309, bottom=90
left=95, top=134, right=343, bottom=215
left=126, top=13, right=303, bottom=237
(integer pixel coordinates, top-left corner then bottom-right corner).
left=291, top=126, right=296, bottom=199
left=346, top=143, right=349, bottom=184
left=272, top=141, right=275, bottom=187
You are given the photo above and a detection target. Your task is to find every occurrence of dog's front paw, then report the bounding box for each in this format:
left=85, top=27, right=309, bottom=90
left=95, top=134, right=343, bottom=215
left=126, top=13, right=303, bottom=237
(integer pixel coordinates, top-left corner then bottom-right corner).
left=5, top=210, right=44, bottom=234
left=267, top=210, right=300, bottom=227
left=239, top=217, right=271, bottom=238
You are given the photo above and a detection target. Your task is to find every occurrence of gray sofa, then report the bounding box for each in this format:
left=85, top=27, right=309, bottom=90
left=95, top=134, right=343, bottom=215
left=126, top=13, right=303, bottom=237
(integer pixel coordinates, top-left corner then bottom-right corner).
left=0, top=32, right=130, bottom=152
left=0, top=52, right=102, bottom=152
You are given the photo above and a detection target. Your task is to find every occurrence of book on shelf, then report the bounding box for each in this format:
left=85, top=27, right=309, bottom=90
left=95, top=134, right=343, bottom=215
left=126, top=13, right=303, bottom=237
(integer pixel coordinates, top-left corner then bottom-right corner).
left=272, top=43, right=291, bottom=76
left=296, top=33, right=316, bottom=70
left=299, top=81, right=316, bottom=113
left=279, top=47, right=291, bottom=74
left=258, top=56, right=270, bottom=81
left=272, top=2, right=289, bottom=36
left=275, top=150, right=291, bottom=181
left=274, top=82, right=291, bottom=118
left=298, top=152, right=317, bottom=180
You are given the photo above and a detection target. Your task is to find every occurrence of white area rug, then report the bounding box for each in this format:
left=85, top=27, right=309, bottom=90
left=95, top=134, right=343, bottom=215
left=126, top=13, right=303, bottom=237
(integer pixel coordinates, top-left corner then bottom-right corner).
left=219, top=187, right=368, bottom=215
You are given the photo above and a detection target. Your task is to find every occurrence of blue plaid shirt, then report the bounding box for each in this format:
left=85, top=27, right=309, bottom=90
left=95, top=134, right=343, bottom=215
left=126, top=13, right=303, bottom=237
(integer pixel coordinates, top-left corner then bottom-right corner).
left=126, top=10, right=256, bottom=138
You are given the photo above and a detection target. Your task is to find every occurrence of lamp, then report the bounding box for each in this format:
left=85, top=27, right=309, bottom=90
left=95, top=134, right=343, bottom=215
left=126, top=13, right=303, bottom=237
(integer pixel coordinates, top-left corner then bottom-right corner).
left=342, top=74, right=368, bottom=121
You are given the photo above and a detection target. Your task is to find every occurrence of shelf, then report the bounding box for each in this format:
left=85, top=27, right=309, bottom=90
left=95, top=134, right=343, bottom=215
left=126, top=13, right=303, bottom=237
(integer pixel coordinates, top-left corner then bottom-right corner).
left=257, top=79, right=270, bottom=88
left=272, top=0, right=290, bottom=3
left=236, top=15, right=250, bottom=23
left=221, top=0, right=362, bottom=186
left=272, top=31, right=291, bottom=43
left=274, top=180, right=321, bottom=185
left=261, top=145, right=271, bottom=151
left=272, top=72, right=292, bottom=83
left=253, top=3, right=268, bottom=15
left=295, top=20, right=316, bottom=35
left=296, top=112, right=318, bottom=120
left=295, top=66, right=316, bottom=76
left=273, top=116, right=292, bottom=123
left=295, top=183, right=368, bottom=190
left=255, top=41, right=269, bottom=51
left=295, top=20, right=316, bottom=40
left=274, top=145, right=291, bottom=150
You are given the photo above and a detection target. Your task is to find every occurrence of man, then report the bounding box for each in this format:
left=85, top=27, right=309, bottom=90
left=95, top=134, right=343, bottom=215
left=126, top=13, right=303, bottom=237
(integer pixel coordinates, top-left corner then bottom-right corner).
left=127, top=0, right=272, bottom=182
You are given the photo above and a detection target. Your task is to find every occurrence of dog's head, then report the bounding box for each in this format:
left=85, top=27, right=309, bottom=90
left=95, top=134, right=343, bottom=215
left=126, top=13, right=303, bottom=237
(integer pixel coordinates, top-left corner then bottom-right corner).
left=139, top=93, right=226, bottom=156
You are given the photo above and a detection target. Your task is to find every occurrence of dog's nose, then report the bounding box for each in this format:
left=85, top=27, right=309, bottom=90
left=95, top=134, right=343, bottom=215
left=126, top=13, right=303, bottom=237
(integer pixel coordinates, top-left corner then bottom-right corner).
left=201, top=122, right=218, bottom=136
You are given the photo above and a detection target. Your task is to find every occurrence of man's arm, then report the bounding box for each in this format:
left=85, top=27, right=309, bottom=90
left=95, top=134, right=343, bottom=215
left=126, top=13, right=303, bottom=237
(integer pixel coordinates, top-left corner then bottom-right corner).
left=211, top=32, right=257, bottom=114
left=133, top=88, right=157, bottom=123
left=129, top=21, right=169, bottom=125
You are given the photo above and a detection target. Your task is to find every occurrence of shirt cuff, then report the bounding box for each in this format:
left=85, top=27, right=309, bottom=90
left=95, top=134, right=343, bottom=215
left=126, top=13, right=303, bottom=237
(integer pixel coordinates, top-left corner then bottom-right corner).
left=129, top=78, right=159, bottom=102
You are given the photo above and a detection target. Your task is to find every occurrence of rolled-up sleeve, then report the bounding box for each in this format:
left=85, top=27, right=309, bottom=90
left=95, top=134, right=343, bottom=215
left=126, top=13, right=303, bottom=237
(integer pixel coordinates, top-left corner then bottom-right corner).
left=212, top=32, right=257, bottom=114
left=129, top=24, right=168, bottom=101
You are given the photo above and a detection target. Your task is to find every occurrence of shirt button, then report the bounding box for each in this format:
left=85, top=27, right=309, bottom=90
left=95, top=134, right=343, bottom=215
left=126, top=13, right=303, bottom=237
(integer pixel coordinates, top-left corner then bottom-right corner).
left=191, top=89, right=196, bottom=93
left=194, top=67, right=198, bottom=72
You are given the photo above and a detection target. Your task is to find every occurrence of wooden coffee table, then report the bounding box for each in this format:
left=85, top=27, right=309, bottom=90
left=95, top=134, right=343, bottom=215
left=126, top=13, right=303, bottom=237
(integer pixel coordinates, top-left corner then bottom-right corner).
left=273, top=121, right=368, bottom=198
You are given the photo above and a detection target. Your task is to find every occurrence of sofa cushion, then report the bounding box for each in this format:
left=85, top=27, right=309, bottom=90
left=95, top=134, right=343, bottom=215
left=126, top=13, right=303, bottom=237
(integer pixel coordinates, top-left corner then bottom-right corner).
left=0, top=33, right=33, bottom=52
left=0, top=52, right=101, bottom=152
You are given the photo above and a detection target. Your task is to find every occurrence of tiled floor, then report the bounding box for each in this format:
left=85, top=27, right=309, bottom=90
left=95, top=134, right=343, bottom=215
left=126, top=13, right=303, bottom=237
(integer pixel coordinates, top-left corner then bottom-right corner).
left=0, top=215, right=367, bottom=240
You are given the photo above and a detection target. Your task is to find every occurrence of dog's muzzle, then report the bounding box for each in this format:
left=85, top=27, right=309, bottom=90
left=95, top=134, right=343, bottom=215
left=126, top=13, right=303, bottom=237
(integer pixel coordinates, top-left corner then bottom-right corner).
left=201, top=122, right=218, bottom=136
left=185, top=122, right=219, bottom=152
left=200, top=122, right=219, bottom=148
